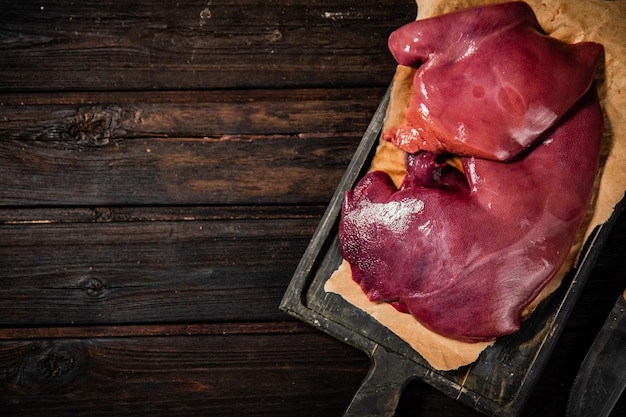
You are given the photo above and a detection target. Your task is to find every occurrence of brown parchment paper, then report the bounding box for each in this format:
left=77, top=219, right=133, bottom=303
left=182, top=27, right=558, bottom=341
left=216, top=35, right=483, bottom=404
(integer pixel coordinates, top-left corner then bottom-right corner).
left=325, top=0, right=626, bottom=371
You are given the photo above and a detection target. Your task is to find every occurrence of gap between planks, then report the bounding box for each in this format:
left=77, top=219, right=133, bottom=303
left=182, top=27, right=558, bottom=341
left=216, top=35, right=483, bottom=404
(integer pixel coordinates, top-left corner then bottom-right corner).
left=0, top=87, right=389, bottom=106
left=0, top=205, right=328, bottom=224
left=0, top=321, right=313, bottom=340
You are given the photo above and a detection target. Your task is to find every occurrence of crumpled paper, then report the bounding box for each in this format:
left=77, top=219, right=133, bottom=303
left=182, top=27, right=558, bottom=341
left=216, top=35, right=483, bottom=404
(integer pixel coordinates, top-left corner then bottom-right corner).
left=326, top=0, right=626, bottom=370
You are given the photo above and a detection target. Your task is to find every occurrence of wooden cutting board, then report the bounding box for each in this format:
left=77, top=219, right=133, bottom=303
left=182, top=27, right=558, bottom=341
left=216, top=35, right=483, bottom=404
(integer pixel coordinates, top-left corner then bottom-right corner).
left=280, top=85, right=626, bottom=417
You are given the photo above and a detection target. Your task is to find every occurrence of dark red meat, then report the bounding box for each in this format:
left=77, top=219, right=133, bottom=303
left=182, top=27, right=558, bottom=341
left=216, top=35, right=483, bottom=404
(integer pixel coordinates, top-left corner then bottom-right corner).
left=384, top=1, right=603, bottom=161
left=339, top=87, right=603, bottom=342
left=338, top=2, right=604, bottom=342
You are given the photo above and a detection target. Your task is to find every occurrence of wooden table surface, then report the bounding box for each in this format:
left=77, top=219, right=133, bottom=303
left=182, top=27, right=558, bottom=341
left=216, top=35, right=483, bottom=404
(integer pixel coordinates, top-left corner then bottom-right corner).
left=0, top=1, right=624, bottom=416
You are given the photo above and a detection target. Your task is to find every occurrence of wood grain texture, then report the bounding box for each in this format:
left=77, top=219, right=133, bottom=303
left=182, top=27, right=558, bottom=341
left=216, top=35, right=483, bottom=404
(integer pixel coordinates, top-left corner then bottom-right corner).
left=0, top=0, right=415, bottom=91
left=0, top=131, right=360, bottom=205
left=0, top=212, right=319, bottom=325
left=0, top=330, right=370, bottom=416
left=0, top=89, right=381, bottom=206
left=0, top=88, right=386, bottom=136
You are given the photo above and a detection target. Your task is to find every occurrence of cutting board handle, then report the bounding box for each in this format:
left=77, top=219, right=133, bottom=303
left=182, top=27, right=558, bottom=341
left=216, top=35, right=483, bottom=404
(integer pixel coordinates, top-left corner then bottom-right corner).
left=344, top=344, right=419, bottom=417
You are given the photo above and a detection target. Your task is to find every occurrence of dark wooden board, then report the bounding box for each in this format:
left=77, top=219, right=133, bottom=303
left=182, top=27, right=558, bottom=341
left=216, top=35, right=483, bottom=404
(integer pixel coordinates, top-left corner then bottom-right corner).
left=0, top=88, right=386, bottom=136
left=0, top=132, right=358, bottom=206
left=0, top=88, right=384, bottom=206
left=0, top=209, right=320, bottom=326
left=0, top=0, right=415, bottom=92
left=280, top=87, right=626, bottom=417
left=0, top=325, right=370, bottom=417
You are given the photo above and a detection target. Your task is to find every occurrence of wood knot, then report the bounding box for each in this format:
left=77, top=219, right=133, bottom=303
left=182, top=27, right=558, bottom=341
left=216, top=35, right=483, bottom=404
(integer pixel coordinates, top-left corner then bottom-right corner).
left=3, top=341, right=85, bottom=395
left=81, top=277, right=108, bottom=298
left=93, top=207, right=112, bottom=222
left=65, top=105, right=125, bottom=146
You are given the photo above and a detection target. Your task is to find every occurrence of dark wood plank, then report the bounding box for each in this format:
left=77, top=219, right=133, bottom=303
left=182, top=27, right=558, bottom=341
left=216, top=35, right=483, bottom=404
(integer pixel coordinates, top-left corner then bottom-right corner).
left=0, top=132, right=360, bottom=206
left=0, top=88, right=386, bottom=136
left=0, top=328, right=370, bottom=416
left=0, top=0, right=415, bottom=92
left=0, top=320, right=311, bottom=339
left=0, top=205, right=327, bottom=224
left=0, top=212, right=320, bottom=326
left=0, top=88, right=382, bottom=206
